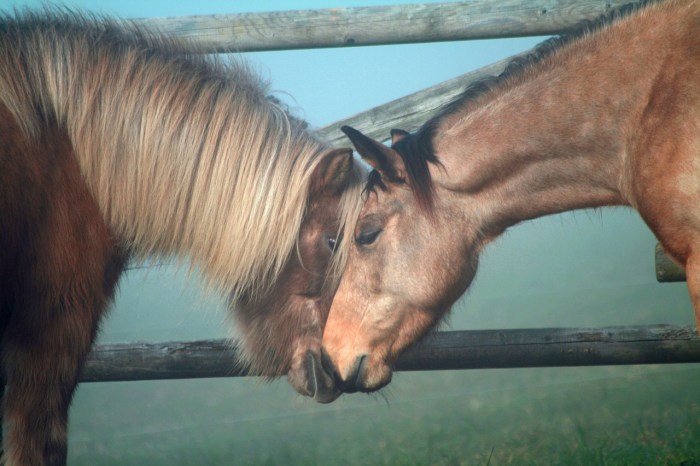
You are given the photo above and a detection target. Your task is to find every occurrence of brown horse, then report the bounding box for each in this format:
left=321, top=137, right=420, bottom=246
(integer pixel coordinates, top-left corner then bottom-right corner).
left=0, top=10, right=364, bottom=465
left=321, top=0, right=700, bottom=394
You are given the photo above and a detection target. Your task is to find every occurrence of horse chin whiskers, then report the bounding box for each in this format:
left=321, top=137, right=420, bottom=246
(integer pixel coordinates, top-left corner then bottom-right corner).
left=374, top=385, right=394, bottom=406
left=355, top=384, right=394, bottom=407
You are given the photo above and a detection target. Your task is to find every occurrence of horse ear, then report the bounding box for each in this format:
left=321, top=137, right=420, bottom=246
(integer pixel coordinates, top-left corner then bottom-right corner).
left=309, top=148, right=354, bottom=196
left=390, top=129, right=410, bottom=145
left=341, top=126, right=405, bottom=183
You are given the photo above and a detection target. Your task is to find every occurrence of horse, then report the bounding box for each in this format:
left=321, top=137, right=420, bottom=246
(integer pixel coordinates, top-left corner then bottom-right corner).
left=319, top=0, right=700, bottom=395
left=0, top=10, right=365, bottom=465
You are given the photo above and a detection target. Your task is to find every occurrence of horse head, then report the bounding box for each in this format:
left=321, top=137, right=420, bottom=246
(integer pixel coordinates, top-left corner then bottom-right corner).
left=321, top=127, right=479, bottom=394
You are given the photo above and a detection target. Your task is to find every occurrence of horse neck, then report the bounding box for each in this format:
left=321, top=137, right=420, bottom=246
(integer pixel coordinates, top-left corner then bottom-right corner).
left=432, top=1, right=690, bottom=238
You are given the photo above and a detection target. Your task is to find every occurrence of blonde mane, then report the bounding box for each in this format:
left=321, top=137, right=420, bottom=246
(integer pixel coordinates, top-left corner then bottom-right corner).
left=0, top=10, right=364, bottom=300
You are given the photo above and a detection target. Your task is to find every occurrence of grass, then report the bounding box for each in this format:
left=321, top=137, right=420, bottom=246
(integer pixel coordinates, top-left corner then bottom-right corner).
left=67, top=364, right=700, bottom=465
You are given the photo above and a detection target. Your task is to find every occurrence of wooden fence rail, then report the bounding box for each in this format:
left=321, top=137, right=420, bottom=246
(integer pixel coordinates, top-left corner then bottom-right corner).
left=139, top=1, right=632, bottom=53
left=82, top=325, right=700, bottom=382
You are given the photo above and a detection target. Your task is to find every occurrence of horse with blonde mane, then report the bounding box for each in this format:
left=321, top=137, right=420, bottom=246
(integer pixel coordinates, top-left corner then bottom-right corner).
left=0, top=10, right=364, bottom=465
left=321, top=0, right=700, bottom=394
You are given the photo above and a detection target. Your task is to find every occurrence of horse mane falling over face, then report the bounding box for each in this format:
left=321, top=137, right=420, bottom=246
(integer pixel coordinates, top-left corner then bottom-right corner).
left=0, top=9, right=364, bottom=465
left=322, top=0, right=700, bottom=395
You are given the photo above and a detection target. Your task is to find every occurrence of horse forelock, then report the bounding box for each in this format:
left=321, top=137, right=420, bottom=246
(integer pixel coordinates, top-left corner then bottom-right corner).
left=0, top=9, right=346, bottom=301
left=326, top=158, right=367, bottom=284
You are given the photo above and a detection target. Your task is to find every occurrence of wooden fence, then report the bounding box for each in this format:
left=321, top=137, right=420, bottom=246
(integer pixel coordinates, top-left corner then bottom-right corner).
left=85, top=0, right=700, bottom=383
left=83, top=325, right=700, bottom=382
left=140, top=1, right=641, bottom=53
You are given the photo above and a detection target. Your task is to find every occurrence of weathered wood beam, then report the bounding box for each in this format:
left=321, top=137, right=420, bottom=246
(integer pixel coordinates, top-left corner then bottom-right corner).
left=83, top=340, right=245, bottom=382
left=397, top=325, right=700, bottom=371
left=81, top=325, right=700, bottom=382
left=138, top=0, right=633, bottom=53
left=315, top=51, right=526, bottom=145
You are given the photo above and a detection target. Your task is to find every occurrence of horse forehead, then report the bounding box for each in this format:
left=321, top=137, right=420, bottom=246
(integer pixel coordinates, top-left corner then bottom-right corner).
left=363, top=181, right=416, bottom=213
left=307, top=190, right=343, bottom=219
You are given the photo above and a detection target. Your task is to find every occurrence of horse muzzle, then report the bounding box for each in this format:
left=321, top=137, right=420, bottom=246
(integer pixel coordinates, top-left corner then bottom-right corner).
left=287, top=349, right=341, bottom=403
left=320, top=347, right=392, bottom=394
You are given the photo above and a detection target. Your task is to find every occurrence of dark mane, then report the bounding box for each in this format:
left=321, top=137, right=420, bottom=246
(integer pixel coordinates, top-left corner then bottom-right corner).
left=380, top=0, right=660, bottom=212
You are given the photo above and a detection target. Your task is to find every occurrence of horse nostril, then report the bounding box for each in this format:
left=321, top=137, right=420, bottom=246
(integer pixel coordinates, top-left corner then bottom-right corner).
left=346, top=355, right=367, bottom=391
left=320, top=350, right=369, bottom=393
left=336, top=354, right=368, bottom=393
left=320, top=347, right=341, bottom=384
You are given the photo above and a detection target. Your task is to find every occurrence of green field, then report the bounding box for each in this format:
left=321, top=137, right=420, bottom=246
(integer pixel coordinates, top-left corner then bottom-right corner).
left=68, top=365, right=700, bottom=465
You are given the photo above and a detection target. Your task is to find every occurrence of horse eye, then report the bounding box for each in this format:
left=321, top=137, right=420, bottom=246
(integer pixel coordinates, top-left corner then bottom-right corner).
left=326, top=236, right=338, bottom=252
left=356, top=229, right=381, bottom=246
